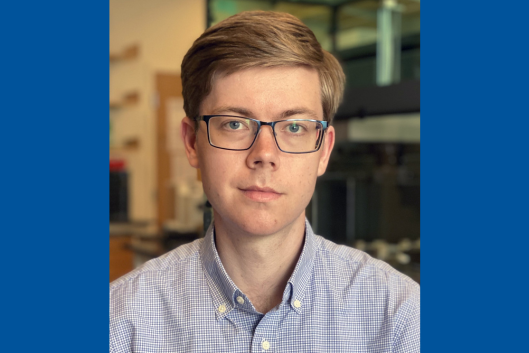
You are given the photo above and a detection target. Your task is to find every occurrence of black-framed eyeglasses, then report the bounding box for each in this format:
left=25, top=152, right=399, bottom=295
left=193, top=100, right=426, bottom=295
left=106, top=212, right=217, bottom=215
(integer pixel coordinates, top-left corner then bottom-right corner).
left=196, top=115, right=329, bottom=154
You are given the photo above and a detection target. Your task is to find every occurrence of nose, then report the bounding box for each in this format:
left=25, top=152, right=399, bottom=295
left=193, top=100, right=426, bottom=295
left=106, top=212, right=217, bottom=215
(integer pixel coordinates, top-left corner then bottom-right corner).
left=246, top=125, right=280, bottom=170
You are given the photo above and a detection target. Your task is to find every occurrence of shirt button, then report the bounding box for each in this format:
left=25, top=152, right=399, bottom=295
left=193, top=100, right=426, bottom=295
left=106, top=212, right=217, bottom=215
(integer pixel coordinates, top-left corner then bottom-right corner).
left=218, top=304, right=226, bottom=313
left=262, top=340, right=270, bottom=350
left=293, top=299, right=302, bottom=308
left=236, top=296, right=245, bottom=305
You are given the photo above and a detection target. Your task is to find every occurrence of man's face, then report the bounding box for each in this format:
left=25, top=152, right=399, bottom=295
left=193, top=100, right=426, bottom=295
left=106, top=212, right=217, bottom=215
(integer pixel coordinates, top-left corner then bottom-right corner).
left=183, top=66, right=335, bottom=236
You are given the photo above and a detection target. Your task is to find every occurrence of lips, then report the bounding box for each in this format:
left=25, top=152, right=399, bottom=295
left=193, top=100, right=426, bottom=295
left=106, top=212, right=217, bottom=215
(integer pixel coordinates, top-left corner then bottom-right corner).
left=240, top=185, right=282, bottom=202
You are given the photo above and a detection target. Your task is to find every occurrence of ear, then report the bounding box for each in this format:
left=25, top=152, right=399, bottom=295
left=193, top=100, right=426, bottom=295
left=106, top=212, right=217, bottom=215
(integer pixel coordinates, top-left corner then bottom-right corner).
left=181, top=117, right=200, bottom=168
left=317, top=125, right=335, bottom=176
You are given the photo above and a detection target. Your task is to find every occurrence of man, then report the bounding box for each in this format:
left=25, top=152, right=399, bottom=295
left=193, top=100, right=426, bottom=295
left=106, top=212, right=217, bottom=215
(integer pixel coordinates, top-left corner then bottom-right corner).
left=110, top=11, right=419, bottom=353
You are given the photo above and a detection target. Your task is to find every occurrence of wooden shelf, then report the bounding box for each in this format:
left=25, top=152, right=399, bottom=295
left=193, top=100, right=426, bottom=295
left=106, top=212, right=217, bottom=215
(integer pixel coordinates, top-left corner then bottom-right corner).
left=110, top=91, right=140, bottom=109
left=110, top=44, right=139, bottom=62
left=110, top=138, right=140, bottom=153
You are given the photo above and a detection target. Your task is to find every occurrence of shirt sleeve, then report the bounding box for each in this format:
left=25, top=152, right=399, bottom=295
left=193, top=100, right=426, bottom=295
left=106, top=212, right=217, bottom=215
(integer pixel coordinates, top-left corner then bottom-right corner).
left=393, top=288, right=420, bottom=353
left=110, top=282, right=134, bottom=353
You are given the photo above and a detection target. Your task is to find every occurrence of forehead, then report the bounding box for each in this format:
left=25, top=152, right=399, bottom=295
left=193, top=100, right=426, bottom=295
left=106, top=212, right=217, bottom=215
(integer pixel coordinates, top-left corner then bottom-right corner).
left=201, top=66, right=323, bottom=120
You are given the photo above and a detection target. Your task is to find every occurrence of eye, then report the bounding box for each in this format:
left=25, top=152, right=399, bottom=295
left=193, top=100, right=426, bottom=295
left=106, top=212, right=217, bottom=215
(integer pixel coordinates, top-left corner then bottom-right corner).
left=222, top=119, right=250, bottom=130
left=228, top=121, right=242, bottom=130
left=288, top=123, right=300, bottom=133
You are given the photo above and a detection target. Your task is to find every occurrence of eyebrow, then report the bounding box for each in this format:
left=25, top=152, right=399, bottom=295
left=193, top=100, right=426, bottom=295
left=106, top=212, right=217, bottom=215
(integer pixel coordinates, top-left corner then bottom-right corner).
left=279, top=109, right=320, bottom=120
left=209, top=106, right=321, bottom=120
left=210, top=106, right=254, bottom=118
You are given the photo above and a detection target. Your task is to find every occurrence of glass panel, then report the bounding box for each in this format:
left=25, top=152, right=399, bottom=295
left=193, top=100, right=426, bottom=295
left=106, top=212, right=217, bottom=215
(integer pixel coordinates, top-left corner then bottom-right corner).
left=209, top=0, right=332, bottom=51
left=285, top=0, right=351, bottom=5
left=274, top=3, right=332, bottom=51
left=337, top=0, right=420, bottom=51
left=401, top=0, right=420, bottom=37
left=337, top=0, right=420, bottom=87
left=209, top=0, right=274, bottom=26
left=346, top=113, right=420, bottom=143
left=208, top=0, right=420, bottom=88
left=337, top=1, right=379, bottom=51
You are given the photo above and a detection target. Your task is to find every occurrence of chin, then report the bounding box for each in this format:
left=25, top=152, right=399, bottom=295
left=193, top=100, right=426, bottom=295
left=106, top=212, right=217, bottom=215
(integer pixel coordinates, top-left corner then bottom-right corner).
left=223, top=209, right=304, bottom=237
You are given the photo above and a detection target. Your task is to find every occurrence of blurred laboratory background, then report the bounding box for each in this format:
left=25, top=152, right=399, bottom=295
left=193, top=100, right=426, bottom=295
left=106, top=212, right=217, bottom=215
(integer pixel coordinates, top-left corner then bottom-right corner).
left=109, top=0, right=420, bottom=283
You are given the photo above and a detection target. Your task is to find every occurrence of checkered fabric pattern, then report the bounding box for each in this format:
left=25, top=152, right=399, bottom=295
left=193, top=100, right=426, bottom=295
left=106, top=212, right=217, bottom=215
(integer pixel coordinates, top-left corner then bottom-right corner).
left=110, top=220, right=420, bottom=352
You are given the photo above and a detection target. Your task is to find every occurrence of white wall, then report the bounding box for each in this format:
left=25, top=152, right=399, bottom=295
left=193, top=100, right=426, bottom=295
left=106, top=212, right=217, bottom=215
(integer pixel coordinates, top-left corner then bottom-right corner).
left=109, top=0, right=206, bottom=222
left=109, top=0, right=206, bottom=71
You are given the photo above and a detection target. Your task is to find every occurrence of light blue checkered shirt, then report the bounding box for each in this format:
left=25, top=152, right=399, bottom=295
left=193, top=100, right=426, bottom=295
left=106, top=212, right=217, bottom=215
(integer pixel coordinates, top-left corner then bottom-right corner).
left=110, top=220, right=420, bottom=352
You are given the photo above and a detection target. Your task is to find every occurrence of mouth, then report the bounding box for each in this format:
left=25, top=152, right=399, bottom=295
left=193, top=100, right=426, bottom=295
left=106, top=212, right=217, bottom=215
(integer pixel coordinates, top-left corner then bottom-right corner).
left=239, top=186, right=283, bottom=202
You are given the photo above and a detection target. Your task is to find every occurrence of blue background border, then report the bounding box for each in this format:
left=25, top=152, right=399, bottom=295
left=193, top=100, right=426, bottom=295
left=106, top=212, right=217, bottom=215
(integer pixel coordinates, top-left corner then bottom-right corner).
left=1, top=1, right=108, bottom=351
left=1, top=0, right=528, bottom=351
left=422, top=1, right=528, bottom=351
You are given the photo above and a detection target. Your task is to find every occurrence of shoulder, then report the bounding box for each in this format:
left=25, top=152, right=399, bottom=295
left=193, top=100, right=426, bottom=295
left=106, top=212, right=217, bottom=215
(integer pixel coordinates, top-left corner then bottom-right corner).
left=109, top=238, right=204, bottom=300
left=109, top=239, right=206, bottom=351
left=313, top=235, right=419, bottom=308
left=309, top=236, right=419, bottom=351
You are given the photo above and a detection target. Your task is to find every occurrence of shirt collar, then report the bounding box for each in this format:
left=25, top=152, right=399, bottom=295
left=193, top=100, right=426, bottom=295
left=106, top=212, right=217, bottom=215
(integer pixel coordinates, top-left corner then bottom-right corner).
left=200, top=218, right=318, bottom=318
left=284, top=218, right=317, bottom=314
left=200, top=223, right=239, bottom=320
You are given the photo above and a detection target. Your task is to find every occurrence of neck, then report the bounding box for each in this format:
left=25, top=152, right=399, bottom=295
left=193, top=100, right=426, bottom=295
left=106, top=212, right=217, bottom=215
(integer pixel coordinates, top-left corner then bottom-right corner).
left=213, top=212, right=306, bottom=314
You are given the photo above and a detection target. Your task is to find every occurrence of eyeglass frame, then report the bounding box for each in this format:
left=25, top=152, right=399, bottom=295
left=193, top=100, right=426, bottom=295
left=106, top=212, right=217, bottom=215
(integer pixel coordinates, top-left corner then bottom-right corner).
left=196, top=115, right=329, bottom=154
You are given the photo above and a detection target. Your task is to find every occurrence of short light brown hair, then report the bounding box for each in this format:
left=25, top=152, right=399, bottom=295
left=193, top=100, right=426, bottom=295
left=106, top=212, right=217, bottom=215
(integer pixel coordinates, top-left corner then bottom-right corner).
left=181, top=11, right=345, bottom=126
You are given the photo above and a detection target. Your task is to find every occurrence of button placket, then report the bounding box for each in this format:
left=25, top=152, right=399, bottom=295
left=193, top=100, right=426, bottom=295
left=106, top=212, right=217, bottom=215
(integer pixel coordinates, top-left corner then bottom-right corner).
left=261, top=339, right=270, bottom=350
left=251, top=303, right=286, bottom=352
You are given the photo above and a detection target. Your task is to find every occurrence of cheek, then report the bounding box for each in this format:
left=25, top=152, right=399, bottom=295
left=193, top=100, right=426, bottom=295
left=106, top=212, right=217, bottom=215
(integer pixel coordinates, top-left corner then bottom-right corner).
left=287, top=160, right=319, bottom=200
left=198, top=149, right=238, bottom=195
